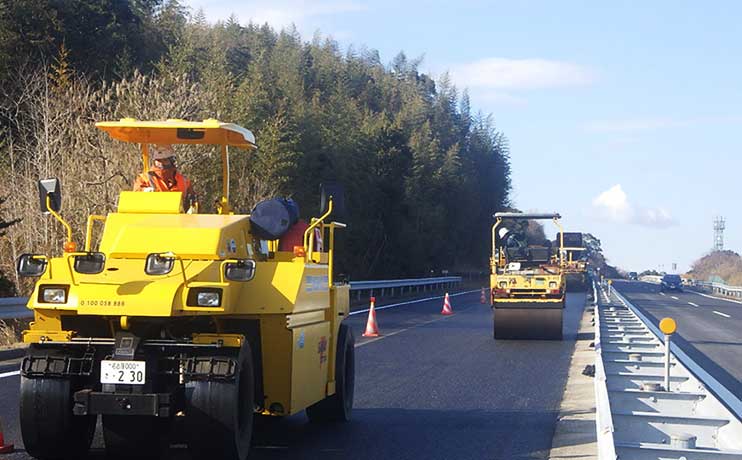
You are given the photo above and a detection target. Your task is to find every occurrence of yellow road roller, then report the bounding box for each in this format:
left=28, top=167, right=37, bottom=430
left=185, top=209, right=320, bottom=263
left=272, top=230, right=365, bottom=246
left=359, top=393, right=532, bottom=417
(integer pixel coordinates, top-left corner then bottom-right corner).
left=490, top=212, right=566, bottom=340
left=16, top=119, right=353, bottom=460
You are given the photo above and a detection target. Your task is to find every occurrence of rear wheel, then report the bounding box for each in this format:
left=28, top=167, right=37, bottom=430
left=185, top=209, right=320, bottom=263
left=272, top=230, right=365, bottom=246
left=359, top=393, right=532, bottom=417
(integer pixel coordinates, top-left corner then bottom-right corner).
left=186, top=342, right=255, bottom=460
left=306, top=324, right=355, bottom=422
left=19, top=349, right=96, bottom=460
left=103, top=415, right=171, bottom=460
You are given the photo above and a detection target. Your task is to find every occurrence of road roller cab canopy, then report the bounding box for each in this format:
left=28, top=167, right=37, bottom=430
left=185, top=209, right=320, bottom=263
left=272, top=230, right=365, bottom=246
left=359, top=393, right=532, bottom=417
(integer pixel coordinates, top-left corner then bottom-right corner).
left=96, top=118, right=258, bottom=214
left=491, top=212, right=565, bottom=268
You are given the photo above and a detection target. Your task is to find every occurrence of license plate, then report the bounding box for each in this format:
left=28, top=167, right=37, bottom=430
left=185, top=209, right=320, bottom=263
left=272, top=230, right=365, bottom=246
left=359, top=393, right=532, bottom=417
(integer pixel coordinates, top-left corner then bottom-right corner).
left=100, top=360, right=146, bottom=385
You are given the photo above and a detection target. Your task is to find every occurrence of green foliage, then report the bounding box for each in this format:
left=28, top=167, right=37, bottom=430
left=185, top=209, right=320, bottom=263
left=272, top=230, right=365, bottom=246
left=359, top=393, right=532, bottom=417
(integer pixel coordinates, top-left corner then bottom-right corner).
left=0, top=0, right=513, bottom=279
left=583, top=233, right=620, bottom=278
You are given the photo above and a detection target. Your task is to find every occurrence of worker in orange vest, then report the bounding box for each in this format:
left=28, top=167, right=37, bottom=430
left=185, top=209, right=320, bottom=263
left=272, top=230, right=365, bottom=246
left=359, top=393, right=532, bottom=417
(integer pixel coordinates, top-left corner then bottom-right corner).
left=133, top=144, right=197, bottom=211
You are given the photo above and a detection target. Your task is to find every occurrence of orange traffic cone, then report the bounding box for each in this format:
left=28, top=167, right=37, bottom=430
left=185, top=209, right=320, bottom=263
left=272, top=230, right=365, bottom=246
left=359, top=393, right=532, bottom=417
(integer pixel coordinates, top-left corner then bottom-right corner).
left=480, top=288, right=486, bottom=304
left=0, top=416, right=14, bottom=454
left=363, top=297, right=381, bottom=337
left=441, top=292, right=454, bottom=315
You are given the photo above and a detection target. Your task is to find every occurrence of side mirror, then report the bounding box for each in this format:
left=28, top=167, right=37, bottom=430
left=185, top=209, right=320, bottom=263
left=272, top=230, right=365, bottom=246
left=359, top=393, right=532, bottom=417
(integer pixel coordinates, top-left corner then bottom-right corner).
left=74, top=252, right=106, bottom=274
left=224, top=259, right=256, bottom=282
left=17, top=254, right=48, bottom=277
left=320, top=182, right=345, bottom=218
left=145, top=253, right=175, bottom=275
left=38, top=178, right=62, bottom=214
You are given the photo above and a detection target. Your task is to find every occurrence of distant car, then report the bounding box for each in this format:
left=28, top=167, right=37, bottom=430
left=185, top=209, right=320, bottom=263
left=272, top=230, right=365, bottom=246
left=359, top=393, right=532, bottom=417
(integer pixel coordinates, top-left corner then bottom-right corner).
left=628, top=272, right=638, bottom=280
left=660, top=274, right=683, bottom=292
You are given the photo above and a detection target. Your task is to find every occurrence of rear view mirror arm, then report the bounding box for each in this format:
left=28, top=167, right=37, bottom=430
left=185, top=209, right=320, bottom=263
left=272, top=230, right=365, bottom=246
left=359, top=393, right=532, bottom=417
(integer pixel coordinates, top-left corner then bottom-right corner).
left=46, top=194, right=74, bottom=248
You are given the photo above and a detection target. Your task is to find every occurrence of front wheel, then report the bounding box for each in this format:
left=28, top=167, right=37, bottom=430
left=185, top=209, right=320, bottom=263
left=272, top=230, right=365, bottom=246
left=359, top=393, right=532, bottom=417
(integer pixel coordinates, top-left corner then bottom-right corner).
left=19, top=349, right=96, bottom=460
left=306, top=324, right=355, bottom=422
left=186, top=342, right=255, bottom=460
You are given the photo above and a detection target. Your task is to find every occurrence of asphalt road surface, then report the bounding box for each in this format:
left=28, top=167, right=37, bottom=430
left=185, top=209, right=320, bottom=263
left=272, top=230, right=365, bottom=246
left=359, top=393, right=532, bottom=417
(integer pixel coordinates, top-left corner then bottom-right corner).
left=0, top=290, right=586, bottom=460
left=614, top=280, right=742, bottom=399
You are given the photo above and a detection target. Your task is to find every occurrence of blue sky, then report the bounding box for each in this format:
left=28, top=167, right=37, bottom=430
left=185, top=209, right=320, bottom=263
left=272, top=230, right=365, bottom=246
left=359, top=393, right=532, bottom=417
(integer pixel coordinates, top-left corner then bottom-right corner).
left=184, top=0, right=742, bottom=274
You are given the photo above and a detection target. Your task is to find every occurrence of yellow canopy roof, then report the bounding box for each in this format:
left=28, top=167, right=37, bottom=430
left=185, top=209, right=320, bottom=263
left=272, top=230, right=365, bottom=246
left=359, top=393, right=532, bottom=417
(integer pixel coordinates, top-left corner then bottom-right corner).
left=95, top=118, right=257, bottom=148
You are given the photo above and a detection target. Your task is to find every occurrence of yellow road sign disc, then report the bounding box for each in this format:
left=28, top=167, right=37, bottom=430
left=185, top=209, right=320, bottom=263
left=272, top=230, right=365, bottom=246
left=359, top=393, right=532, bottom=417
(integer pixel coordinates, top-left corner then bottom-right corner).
left=659, top=317, right=677, bottom=335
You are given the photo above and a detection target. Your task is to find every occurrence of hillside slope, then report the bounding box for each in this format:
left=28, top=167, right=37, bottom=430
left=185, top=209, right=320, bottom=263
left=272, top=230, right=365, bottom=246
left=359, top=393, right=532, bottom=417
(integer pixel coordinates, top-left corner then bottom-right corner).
left=687, top=250, right=742, bottom=285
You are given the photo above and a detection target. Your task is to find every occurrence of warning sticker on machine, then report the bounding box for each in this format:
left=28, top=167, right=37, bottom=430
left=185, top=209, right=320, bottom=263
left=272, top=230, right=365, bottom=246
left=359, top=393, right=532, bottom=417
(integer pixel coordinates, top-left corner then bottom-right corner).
left=305, top=276, right=328, bottom=293
left=318, top=336, right=328, bottom=365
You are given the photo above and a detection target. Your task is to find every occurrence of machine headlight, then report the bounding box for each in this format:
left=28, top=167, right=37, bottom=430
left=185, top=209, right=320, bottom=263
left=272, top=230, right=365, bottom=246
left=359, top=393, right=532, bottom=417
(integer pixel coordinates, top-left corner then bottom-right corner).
left=40, top=286, right=67, bottom=304
left=499, top=281, right=508, bottom=288
left=145, top=253, right=175, bottom=276
left=197, top=291, right=220, bottom=307
left=549, top=281, right=557, bottom=288
left=188, top=288, right=222, bottom=307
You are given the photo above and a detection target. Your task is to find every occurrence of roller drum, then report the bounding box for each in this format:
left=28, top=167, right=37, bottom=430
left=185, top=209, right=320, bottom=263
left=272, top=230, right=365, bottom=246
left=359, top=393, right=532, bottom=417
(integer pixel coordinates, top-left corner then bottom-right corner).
left=493, top=302, right=564, bottom=340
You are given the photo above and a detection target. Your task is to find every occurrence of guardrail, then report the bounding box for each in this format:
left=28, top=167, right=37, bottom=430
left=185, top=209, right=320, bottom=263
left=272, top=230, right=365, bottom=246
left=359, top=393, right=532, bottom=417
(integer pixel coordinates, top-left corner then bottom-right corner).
left=638, top=275, right=662, bottom=284
left=349, top=276, right=462, bottom=300
left=0, top=276, right=465, bottom=319
left=0, top=297, right=30, bottom=320
left=595, top=279, right=742, bottom=458
left=693, top=280, right=742, bottom=299
left=638, top=275, right=742, bottom=300
left=592, top=279, right=618, bottom=460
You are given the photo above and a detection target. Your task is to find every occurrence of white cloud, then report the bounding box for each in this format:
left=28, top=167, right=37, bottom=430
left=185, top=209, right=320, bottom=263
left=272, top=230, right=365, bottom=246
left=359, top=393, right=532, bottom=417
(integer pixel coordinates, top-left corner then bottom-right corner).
left=183, top=1, right=366, bottom=30
left=592, top=184, right=675, bottom=228
left=451, top=58, right=595, bottom=90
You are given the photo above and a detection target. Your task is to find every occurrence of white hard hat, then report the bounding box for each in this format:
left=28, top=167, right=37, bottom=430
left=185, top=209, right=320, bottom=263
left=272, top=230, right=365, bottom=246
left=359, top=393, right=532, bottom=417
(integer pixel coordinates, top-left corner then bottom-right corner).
left=498, top=227, right=510, bottom=239
left=151, top=144, right=175, bottom=160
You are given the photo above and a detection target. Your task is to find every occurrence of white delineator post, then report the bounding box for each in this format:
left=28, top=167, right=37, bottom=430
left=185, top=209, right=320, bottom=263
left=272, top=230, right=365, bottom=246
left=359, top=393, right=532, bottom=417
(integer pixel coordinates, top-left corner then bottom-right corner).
left=659, top=317, right=677, bottom=391
left=664, top=333, right=671, bottom=391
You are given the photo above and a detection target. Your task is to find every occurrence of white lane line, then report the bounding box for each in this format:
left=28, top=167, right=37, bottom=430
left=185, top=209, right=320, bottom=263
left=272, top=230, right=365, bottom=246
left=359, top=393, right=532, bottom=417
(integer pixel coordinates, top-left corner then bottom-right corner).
left=713, top=310, right=731, bottom=318
left=693, top=290, right=742, bottom=305
left=660, top=292, right=666, bottom=296
left=671, top=296, right=679, bottom=300
left=0, top=370, right=20, bottom=379
left=688, top=302, right=699, bottom=307
left=355, top=314, right=453, bottom=348
left=348, top=289, right=480, bottom=316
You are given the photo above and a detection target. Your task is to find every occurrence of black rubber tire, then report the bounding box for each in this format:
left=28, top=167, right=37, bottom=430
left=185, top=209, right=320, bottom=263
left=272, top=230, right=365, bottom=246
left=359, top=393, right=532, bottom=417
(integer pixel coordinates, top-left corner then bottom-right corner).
left=19, top=351, right=96, bottom=460
left=102, top=415, right=171, bottom=460
left=306, top=324, right=355, bottom=422
left=186, top=342, right=255, bottom=460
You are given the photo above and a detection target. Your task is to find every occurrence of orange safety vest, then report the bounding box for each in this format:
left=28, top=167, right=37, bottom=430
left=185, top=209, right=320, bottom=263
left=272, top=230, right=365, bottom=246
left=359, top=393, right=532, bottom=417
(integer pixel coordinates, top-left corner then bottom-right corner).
left=134, top=170, right=192, bottom=193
